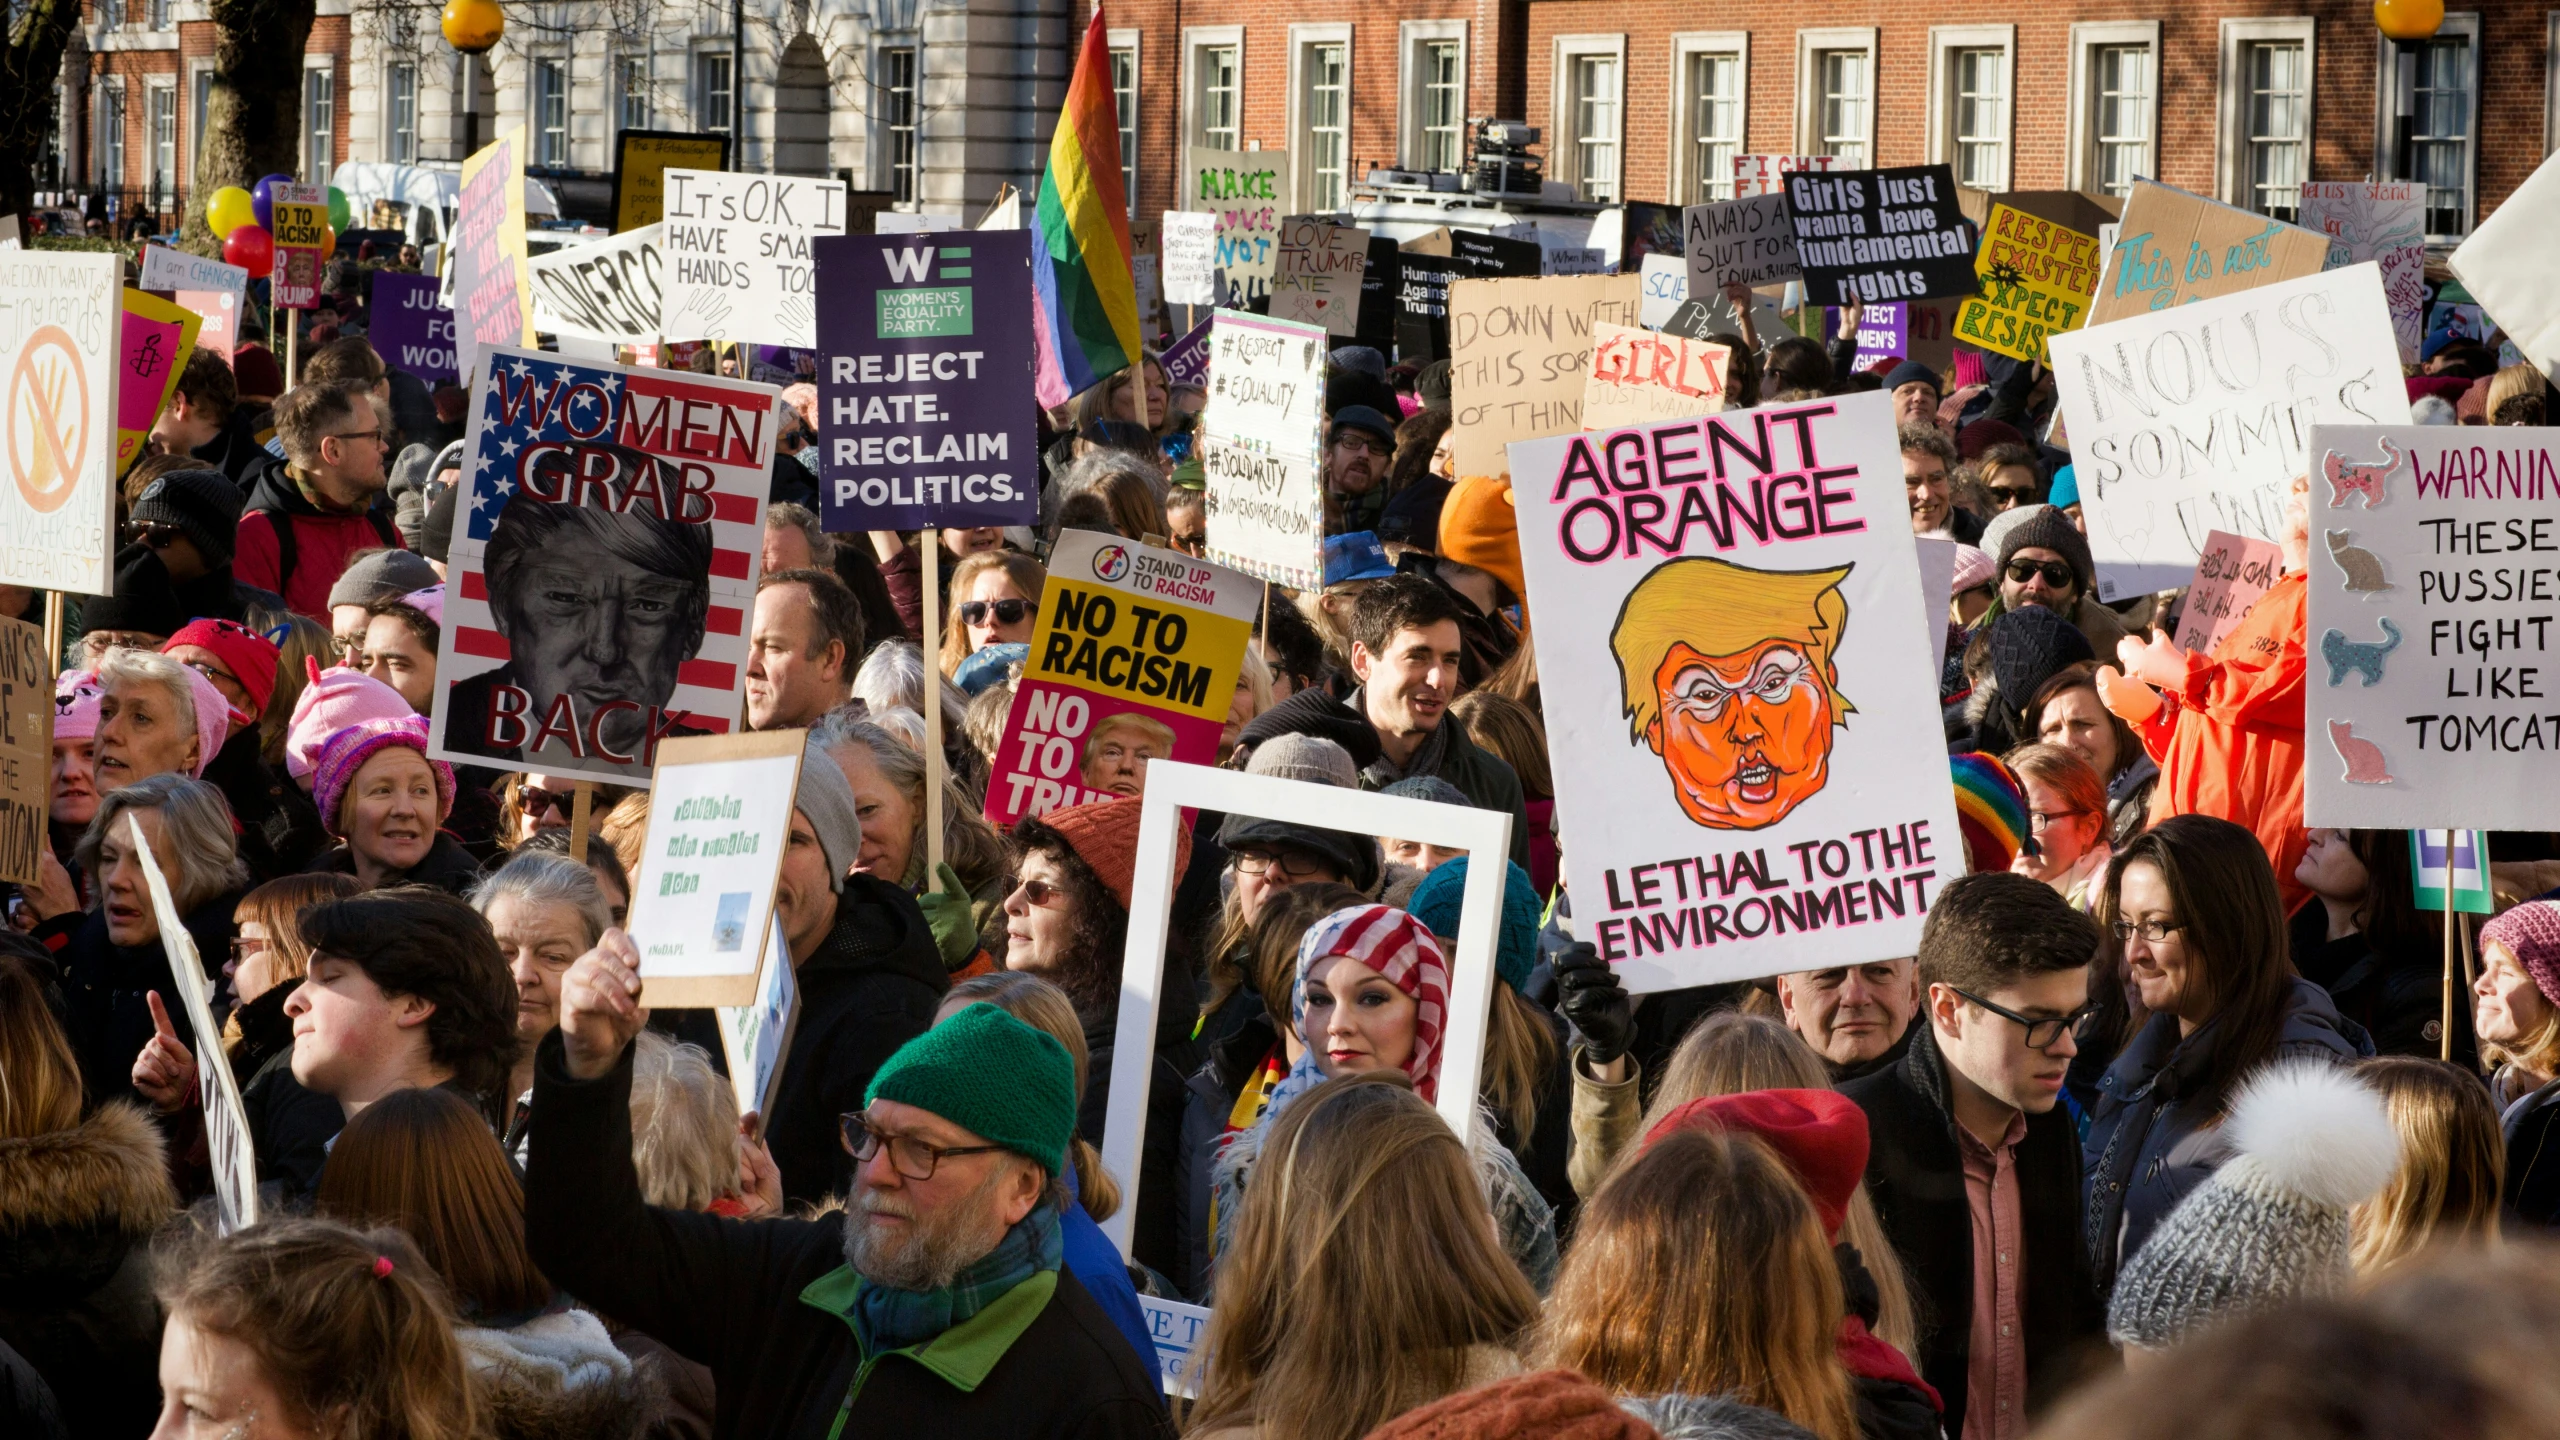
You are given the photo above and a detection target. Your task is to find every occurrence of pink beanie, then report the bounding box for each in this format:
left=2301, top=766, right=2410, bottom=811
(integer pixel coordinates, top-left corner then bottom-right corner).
left=399, top=584, right=445, bottom=627
left=174, top=664, right=235, bottom=778
left=286, top=658, right=416, bottom=781
left=54, top=670, right=104, bottom=741
left=2484, top=900, right=2560, bottom=1009
left=311, top=718, right=454, bottom=838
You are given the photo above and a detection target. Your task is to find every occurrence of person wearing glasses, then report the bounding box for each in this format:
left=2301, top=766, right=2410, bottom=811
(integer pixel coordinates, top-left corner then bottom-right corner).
left=1843, top=872, right=2109, bottom=1440
left=2006, top=744, right=2113, bottom=914
left=323, top=548, right=441, bottom=671
left=1322, top=406, right=1398, bottom=536
left=2081, top=815, right=2370, bottom=1300
left=937, top=550, right=1047, bottom=679
left=1985, top=504, right=2129, bottom=661
left=236, top=379, right=404, bottom=619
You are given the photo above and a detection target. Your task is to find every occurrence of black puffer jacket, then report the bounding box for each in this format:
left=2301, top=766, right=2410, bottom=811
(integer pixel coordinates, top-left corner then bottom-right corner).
left=308, top=830, right=485, bottom=895
left=2288, top=904, right=2467, bottom=1063
left=44, top=893, right=238, bottom=1113
left=0, top=1104, right=177, bottom=1440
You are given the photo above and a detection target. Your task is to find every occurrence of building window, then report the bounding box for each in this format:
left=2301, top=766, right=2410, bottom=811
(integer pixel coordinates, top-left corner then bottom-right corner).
left=619, top=55, right=650, bottom=133
left=881, top=46, right=917, bottom=204
left=148, top=84, right=176, bottom=198
left=98, top=0, right=120, bottom=29
left=2408, top=34, right=2472, bottom=236
left=534, top=58, right=569, bottom=167
left=1420, top=40, right=1463, bottom=172
left=100, top=83, right=125, bottom=188
left=1952, top=48, right=2006, bottom=189
left=1571, top=53, right=1620, bottom=202
left=2241, top=41, right=2308, bottom=221
left=148, top=0, right=168, bottom=28
left=1110, top=44, right=1138, bottom=213
left=1302, top=41, right=1348, bottom=211
left=1817, top=50, right=1870, bottom=166
left=302, top=69, right=333, bottom=183
left=2093, top=44, right=2153, bottom=196
left=389, top=63, right=418, bottom=163
left=697, top=52, right=733, bottom=135
left=192, top=66, right=211, bottom=167
left=1195, top=44, right=1239, bottom=150
left=1685, top=51, right=1742, bottom=202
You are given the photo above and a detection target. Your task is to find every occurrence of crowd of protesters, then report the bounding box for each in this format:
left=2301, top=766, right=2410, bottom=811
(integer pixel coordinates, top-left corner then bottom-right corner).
left=10, top=249, right=2560, bottom=1440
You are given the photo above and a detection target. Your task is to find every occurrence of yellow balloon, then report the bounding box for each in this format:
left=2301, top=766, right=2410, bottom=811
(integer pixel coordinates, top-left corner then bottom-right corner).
left=208, top=187, right=256, bottom=238
left=2374, top=0, right=2444, bottom=40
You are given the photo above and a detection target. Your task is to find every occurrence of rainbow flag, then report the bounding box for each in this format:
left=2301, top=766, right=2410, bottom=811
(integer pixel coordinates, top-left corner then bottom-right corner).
left=1031, top=9, right=1142, bottom=407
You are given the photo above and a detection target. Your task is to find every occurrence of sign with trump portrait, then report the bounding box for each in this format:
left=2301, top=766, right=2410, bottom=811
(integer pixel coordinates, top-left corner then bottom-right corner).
left=1511, top=390, right=1960, bottom=991
left=426, top=348, right=779, bottom=785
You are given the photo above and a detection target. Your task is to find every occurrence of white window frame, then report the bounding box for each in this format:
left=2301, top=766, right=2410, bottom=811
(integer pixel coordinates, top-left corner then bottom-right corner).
left=146, top=78, right=177, bottom=196
left=532, top=56, right=571, bottom=168
left=1927, top=25, right=2013, bottom=194
left=2217, top=17, right=2316, bottom=218
left=1397, top=20, right=1469, bottom=173
left=1286, top=23, right=1354, bottom=214
left=301, top=60, right=334, bottom=184
left=1668, top=31, right=1748, bottom=204
left=1549, top=33, right=1626, bottom=204
left=2547, top=10, right=2560, bottom=158
left=2065, top=20, right=2161, bottom=196
left=876, top=42, right=920, bottom=204
left=386, top=61, right=418, bottom=164
left=1794, top=26, right=1876, bottom=167
left=2374, top=11, right=2482, bottom=241
left=99, top=79, right=126, bottom=189
left=188, top=59, right=212, bottom=175
left=1107, top=30, right=1141, bottom=216
left=694, top=49, right=734, bottom=136
left=616, top=53, right=650, bottom=135
left=1182, top=23, right=1246, bottom=178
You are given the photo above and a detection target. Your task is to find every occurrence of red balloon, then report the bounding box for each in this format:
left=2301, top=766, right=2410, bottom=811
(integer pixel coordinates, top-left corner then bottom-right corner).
left=223, top=225, right=275, bottom=278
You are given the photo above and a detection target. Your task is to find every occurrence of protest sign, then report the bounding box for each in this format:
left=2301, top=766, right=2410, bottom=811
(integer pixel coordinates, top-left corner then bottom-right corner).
left=425, top=347, right=777, bottom=783
left=451, top=128, right=534, bottom=380
left=173, top=289, right=239, bottom=362
left=371, top=272, right=458, bottom=383
left=983, top=530, right=1258, bottom=826
left=127, top=812, right=258, bottom=1232
left=2046, top=264, right=2408, bottom=600
left=1186, top=148, right=1283, bottom=307
left=270, top=182, right=329, bottom=310
left=1684, top=193, right=1800, bottom=292
left=1639, top=253, right=1689, bottom=330
left=1954, top=202, right=2099, bottom=363
left=0, top=613, right=45, bottom=885
left=1162, top=317, right=1210, bottom=390
left=1451, top=230, right=1546, bottom=279
left=2089, top=180, right=2330, bottom=325
left=1395, top=231, right=1457, bottom=361
left=1100, top=761, right=1513, bottom=1387
left=717, top=918, right=799, bottom=1119
left=1916, top=538, right=1956, bottom=674
left=1161, top=210, right=1218, bottom=306
left=1660, top=288, right=1793, bottom=357
left=1199, top=310, right=1326, bottom=588
left=1785, top=165, right=1976, bottom=307
left=1355, top=234, right=1400, bottom=358
left=2451, top=151, right=2560, bottom=376
left=1621, top=202, right=1685, bottom=267
left=2301, top=423, right=2560, bottom=830
left=1446, top=273, right=1644, bottom=479
left=1269, top=216, right=1368, bottom=335
left=2170, top=530, right=2284, bottom=656
left=1, top=250, right=118, bottom=594
left=659, top=169, right=848, bottom=348
left=528, top=224, right=664, bottom=345
left=1509, top=390, right=1962, bottom=991
left=1827, top=302, right=1909, bottom=371
left=629, top=729, right=803, bottom=1007
left=0, top=215, right=16, bottom=250
left=116, top=290, right=199, bottom=474
left=139, top=245, right=246, bottom=302
left=1581, top=323, right=1728, bottom=431
left=2300, top=182, right=2426, bottom=363
left=612, top=129, right=730, bottom=232
left=1734, top=154, right=1838, bottom=198
left=2411, top=830, right=2495, bottom=914
left=874, top=213, right=965, bottom=235
left=811, top=229, right=1036, bottom=533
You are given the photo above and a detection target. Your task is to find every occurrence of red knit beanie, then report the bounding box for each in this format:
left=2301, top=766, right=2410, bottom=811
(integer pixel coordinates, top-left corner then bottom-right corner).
left=1362, top=1369, right=1660, bottom=1440
left=1642, top=1088, right=1871, bottom=1241
left=1036, top=795, right=1192, bottom=909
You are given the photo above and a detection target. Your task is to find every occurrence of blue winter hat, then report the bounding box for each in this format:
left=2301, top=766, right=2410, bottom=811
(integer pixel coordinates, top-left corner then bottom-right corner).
left=1407, top=857, right=1541, bottom=994
left=1322, top=531, right=1397, bottom=586
left=2047, top=464, right=2080, bottom=509
left=1882, top=359, right=1942, bottom=396
left=953, top=641, right=1028, bottom=696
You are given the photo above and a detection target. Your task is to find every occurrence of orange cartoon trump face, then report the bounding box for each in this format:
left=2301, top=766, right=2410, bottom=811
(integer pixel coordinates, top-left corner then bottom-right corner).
left=1614, top=557, right=1853, bottom=830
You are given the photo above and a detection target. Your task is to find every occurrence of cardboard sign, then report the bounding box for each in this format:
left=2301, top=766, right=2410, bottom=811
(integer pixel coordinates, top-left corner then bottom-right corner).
left=425, top=348, right=777, bottom=782
left=528, top=224, right=664, bottom=345
left=2411, top=829, right=2495, bottom=914
left=1186, top=148, right=1283, bottom=308
left=116, top=290, right=200, bottom=474
left=1161, top=210, right=1218, bottom=307
left=1785, top=165, right=1977, bottom=307
left=2170, top=530, right=2284, bottom=656
left=2046, top=264, right=2409, bottom=600
left=1580, top=323, right=1728, bottom=431
left=1734, top=154, right=1839, bottom=198
left=658, top=169, right=849, bottom=348
left=1684, top=193, right=1801, bottom=292
left=0, top=614, right=46, bottom=885
left=612, top=129, right=731, bottom=233
left=174, top=290, right=239, bottom=362
left=2302, top=423, right=2560, bottom=830
left=270, top=183, right=330, bottom=310
left=1509, top=390, right=1962, bottom=991
left=716, top=918, right=799, bottom=1118
left=1446, top=273, right=1644, bottom=479
left=1161, top=317, right=1210, bottom=390
left=1954, top=203, right=2099, bottom=362
left=2451, top=151, right=2560, bottom=375
left=1639, top=253, right=1690, bottom=330
left=451, top=127, right=534, bottom=380
left=630, top=729, right=803, bottom=1008
left=1269, top=217, right=1368, bottom=335
left=1827, top=301, right=1909, bottom=372
left=2300, top=182, right=2426, bottom=363
left=812, top=229, right=1037, bottom=532
left=2089, top=179, right=2331, bottom=325
left=371, top=272, right=458, bottom=383
left=0, top=250, right=118, bottom=594
left=1199, top=310, right=1327, bottom=588
left=126, top=812, right=258, bottom=1233
left=983, top=530, right=1258, bottom=826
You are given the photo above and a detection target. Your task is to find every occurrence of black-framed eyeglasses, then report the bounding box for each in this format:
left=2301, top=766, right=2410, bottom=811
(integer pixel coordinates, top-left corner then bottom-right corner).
left=2026, top=808, right=2086, bottom=834
left=1231, top=849, right=1330, bottom=879
left=840, top=1111, right=1006, bottom=1180
left=2004, top=559, right=2075, bottom=589
left=958, top=598, right=1032, bottom=627
left=121, top=520, right=184, bottom=547
left=1987, top=484, right=2039, bottom=509
left=325, top=427, right=384, bottom=449
left=1951, top=987, right=2092, bottom=1052
left=2111, top=918, right=2184, bottom=945
left=522, top=786, right=576, bottom=817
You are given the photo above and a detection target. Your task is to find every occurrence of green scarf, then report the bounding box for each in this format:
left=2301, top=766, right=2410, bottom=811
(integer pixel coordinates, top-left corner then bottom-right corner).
left=851, top=1198, right=1063, bottom=1355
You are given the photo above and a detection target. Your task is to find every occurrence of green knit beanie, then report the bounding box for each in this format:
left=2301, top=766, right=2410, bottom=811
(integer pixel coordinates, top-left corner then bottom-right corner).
left=864, top=1004, right=1077, bottom=1176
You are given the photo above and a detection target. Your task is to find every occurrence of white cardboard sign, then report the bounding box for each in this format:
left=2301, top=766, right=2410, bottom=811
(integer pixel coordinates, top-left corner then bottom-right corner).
left=2451, top=149, right=2560, bottom=378
left=1509, top=390, right=1961, bottom=992
left=658, top=169, right=848, bottom=347
left=0, top=250, right=118, bottom=595
left=2299, top=182, right=2426, bottom=364
left=528, top=224, right=664, bottom=344
left=140, top=245, right=249, bottom=299
left=1161, top=211, right=1218, bottom=306
left=1199, top=309, right=1327, bottom=589
left=127, top=813, right=259, bottom=1233
left=1580, top=322, right=1728, bottom=431
left=1638, top=253, right=1689, bottom=330
left=1268, top=217, right=1368, bottom=335
left=2046, top=262, right=2410, bottom=601
left=1684, top=193, right=1802, bottom=292
left=716, top=917, right=800, bottom=1120
left=628, top=730, right=804, bottom=1009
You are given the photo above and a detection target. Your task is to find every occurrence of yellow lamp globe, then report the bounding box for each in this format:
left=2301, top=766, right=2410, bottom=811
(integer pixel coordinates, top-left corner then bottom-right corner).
left=441, top=0, right=504, bottom=54
left=2375, top=0, right=2445, bottom=41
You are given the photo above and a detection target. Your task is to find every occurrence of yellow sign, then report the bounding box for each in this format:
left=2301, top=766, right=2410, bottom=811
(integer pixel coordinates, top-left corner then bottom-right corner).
left=116, top=289, right=200, bottom=474
left=614, top=131, right=732, bottom=232
left=1953, top=203, right=2100, bottom=363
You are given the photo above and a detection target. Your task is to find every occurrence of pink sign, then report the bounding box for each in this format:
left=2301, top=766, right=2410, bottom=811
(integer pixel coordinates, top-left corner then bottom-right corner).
left=177, top=289, right=238, bottom=360
left=2171, top=530, right=2285, bottom=655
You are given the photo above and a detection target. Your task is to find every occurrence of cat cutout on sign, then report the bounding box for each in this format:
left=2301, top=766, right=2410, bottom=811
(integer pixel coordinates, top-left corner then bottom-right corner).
left=2320, top=620, right=2401, bottom=688
left=2322, top=440, right=2399, bottom=509
left=2328, top=721, right=2397, bottom=785
left=2326, top=531, right=2394, bottom=594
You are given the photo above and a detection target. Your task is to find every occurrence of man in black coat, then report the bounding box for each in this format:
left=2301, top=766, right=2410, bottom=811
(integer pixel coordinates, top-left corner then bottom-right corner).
left=1842, top=873, right=2111, bottom=1438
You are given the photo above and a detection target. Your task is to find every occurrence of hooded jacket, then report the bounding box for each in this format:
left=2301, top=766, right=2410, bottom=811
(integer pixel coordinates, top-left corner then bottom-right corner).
left=0, top=1104, right=177, bottom=1440
left=234, top=452, right=405, bottom=620
left=461, top=1307, right=663, bottom=1440
left=309, top=830, right=485, bottom=896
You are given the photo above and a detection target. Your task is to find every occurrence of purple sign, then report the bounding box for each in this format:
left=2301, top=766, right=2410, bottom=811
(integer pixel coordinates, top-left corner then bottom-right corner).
left=814, top=229, right=1037, bottom=532
left=372, top=272, right=458, bottom=384
left=1825, top=301, right=1908, bottom=375
left=1162, top=318, right=1211, bottom=390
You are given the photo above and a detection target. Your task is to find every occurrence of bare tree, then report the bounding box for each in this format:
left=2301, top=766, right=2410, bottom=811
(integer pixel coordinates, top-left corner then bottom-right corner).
left=181, top=0, right=320, bottom=249
left=0, top=0, right=81, bottom=226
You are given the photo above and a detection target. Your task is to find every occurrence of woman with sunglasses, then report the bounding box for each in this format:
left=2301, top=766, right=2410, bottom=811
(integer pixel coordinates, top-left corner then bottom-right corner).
left=2082, top=814, right=2369, bottom=1298
left=936, top=550, right=1047, bottom=679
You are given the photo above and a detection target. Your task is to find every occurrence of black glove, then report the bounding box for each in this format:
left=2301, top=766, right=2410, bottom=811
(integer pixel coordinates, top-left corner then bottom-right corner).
left=1552, top=941, right=1634, bottom=1067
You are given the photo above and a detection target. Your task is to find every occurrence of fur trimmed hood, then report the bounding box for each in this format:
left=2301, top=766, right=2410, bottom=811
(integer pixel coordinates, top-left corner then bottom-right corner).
left=460, top=1308, right=661, bottom=1440
left=0, top=1102, right=174, bottom=1239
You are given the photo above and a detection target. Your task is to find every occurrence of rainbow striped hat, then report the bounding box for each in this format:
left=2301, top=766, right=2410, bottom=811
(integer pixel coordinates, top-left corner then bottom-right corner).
left=1951, top=752, right=2035, bottom=874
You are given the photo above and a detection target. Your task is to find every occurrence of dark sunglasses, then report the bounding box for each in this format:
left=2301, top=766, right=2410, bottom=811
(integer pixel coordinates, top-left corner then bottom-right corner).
left=840, top=1111, right=1005, bottom=1180
left=958, top=598, right=1033, bottom=627
left=122, top=520, right=184, bottom=547
left=521, top=786, right=577, bottom=816
left=1008, top=876, right=1067, bottom=907
left=2004, top=559, right=2075, bottom=589
left=1986, top=485, right=2039, bottom=508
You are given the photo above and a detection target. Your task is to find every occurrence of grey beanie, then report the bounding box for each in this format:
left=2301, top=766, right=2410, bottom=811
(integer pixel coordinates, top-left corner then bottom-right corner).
left=1246, top=733, right=1359, bottom=789
left=2106, top=1061, right=2400, bottom=1351
left=793, top=742, right=861, bottom=892
left=1993, top=502, right=2097, bottom=597
left=1381, top=774, right=1469, bottom=808
left=327, top=547, right=443, bottom=610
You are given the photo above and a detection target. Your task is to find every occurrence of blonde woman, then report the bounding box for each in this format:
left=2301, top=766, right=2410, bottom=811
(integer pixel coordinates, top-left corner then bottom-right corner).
left=937, top=550, right=1047, bottom=678
left=2350, top=1056, right=2504, bottom=1276
left=2475, top=899, right=2560, bottom=1227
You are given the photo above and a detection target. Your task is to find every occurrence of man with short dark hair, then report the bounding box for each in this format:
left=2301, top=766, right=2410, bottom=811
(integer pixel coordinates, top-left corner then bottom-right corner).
left=285, top=888, right=522, bottom=1120
left=151, top=349, right=265, bottom=485
left=237, top=380, right=404, bottom=617
left=761, top=503, right=838, bottom=573
left=1323, top=405, right=1397, bottom=535
left=1843, top=873, right=2108, bottom=1439
left=361, top=596, right=440, bottom=714
left=747, top=568, right=866, bottom=731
